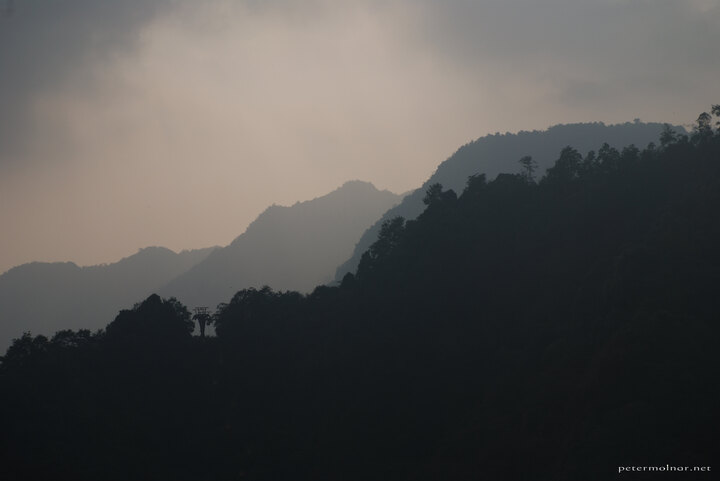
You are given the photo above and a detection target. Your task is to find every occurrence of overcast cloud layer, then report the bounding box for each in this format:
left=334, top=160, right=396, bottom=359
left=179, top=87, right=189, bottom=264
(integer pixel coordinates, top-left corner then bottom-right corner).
left=1, top=0, right=718, bottom=274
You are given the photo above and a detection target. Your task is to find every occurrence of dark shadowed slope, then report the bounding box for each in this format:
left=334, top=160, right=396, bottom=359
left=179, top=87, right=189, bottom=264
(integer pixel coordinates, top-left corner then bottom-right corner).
left=335, top=121, right=683, bottom=280
left=0, top=246, right=215, bottom=350
left=158, top=180, right=400, bottom=309
left=3, top=112, right=718, bottom=481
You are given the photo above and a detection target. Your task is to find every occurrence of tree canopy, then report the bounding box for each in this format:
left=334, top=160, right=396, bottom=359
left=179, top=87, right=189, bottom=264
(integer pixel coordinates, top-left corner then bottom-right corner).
left=1, top=106, right=719, bottom=481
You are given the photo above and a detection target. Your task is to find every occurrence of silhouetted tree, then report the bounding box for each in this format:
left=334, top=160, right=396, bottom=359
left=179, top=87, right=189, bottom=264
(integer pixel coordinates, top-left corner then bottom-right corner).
left=356, top=216, right=406, bottom=280
left=619, top=144, right=640, bottom=168
left=712, top=104, right=720, bottom=130
left=423, top=183, right=444, bottom=205
left=0, top=333, right=48, bottom=370
left=578, top=150, right=597, bottom=176
left=464, top=173, right=487, bottom=194
left=105, top=293, right=193, bottom=345
left=518, top=155, right=537, bottom=183
left=660, top=123, right=678, bottom=148
left=544, top=146, right=582, bottom=182
left=192, top=309, right=213, bottom=338
left=597, top=142, right=621, bottom=171
left=50, top=329, right=96, bottom=349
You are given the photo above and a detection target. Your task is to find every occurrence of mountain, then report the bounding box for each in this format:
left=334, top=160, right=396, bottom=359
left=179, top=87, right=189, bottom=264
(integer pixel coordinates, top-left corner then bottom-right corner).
left=3, top=114, right=718, bottom=481
left=158, top=180, right=401, bottom=309
left=0, top=246, right=215, bottom=350
left=0, top=181, right=399, bottom=349
left=335, top=120, right=684, bottom=279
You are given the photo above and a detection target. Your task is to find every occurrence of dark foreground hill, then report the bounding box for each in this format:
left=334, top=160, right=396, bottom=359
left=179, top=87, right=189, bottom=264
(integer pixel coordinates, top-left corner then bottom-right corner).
left=335, top=120, right=682, bottom=279
left=1, top=110, right=718, bottom=481
left=0, top=246, right=215, bottom=351
left=158, top=180, right=400, bottom=309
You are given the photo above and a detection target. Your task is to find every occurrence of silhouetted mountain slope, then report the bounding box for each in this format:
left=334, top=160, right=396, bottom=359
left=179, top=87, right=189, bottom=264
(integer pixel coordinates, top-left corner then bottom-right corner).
left=159, top=180, right=400, bottom=309
left=0, top=246, right=215, bottom=350
left=1, top=109, right=718, bottom=481
left=335, top=121, right=683, bottom=279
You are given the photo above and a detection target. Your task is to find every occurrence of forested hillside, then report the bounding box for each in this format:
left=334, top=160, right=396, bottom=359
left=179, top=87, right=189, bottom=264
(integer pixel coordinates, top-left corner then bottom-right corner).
left=1, top=110, right=718, bottom=481
left=335, top=120, right=681, bottom=280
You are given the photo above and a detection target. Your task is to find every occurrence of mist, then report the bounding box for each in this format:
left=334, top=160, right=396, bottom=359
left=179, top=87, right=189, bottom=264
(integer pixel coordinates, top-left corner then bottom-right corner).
left=2, top=2, right=720, bottom=478
left=1, top=0, right=718, bottom=274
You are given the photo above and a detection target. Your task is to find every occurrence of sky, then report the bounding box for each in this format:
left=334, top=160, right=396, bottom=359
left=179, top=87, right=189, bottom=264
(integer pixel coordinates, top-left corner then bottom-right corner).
left=0, top=0, right=718, bottom=274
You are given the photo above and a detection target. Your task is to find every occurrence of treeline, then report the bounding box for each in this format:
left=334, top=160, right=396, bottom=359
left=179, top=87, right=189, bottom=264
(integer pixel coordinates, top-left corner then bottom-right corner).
left=2, top=108, right=720, bottom=480
left=335, top=119, right=671, bottom=279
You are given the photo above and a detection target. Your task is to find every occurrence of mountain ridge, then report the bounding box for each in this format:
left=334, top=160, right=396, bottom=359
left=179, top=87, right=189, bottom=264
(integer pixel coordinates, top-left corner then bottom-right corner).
left=159, top=180, right=401, bottom=309
left=335, top=120, right=685, bottom=280
left=0, top=246, right=217, bottom=350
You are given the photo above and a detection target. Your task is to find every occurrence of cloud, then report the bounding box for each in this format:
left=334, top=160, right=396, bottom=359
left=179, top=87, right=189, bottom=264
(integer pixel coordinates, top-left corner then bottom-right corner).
left=411, top=0, right=720, bottom=115
left=0, top=1, right=174, bottom=165
left=0, top=0, right=479, bottom=272
left=1, top=0, right=718, bottom=273
left=2, top=0, right=717, bottom=169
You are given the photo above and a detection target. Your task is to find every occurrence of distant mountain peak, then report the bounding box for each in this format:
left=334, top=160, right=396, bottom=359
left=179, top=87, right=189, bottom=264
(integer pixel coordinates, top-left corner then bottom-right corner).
left=159, top=180, right=402, bottom=307
left=339, top=179, right=379, bottom=190
left=0, top=245, right=217, bottom=350
left=136, top=246, right=175, bottom=254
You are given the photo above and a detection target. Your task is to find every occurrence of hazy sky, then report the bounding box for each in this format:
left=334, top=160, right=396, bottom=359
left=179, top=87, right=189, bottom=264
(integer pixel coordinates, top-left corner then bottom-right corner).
left=1, top=0, right=718, bottom=274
